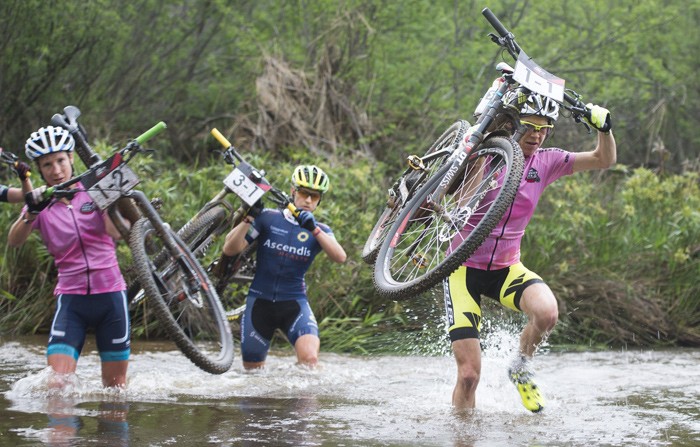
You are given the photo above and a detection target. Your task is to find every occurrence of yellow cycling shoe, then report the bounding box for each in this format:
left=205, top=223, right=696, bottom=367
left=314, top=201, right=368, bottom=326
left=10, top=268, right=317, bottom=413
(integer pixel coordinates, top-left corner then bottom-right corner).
left=508, top=368, right=545, bottom=413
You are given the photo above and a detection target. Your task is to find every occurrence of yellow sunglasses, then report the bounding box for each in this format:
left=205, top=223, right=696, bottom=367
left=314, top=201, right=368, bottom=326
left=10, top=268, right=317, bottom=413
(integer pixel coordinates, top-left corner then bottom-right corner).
left=520, top=120, right=554, bottom=133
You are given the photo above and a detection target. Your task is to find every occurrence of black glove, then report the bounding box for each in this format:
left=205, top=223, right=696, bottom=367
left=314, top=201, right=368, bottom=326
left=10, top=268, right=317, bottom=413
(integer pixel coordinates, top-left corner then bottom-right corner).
left=14, top=161, right=31, bottom=181
left=25, top=186, right=51, bottom=214
left=246, top=200, right=264, bottom=219
left=295, top=210, right=317, bottom=232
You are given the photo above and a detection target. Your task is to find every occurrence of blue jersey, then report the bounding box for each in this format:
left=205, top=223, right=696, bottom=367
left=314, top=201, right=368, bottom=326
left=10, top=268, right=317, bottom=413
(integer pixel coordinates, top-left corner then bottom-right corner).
left=245, top=208, right=333, bottom=301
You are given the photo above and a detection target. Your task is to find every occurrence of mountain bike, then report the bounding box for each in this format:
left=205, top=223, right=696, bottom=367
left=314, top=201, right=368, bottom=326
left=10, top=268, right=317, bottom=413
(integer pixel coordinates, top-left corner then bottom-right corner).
left=361, top=120, right=470, bottom=264
left=45, top=111, right=234, bottom=374
left=131, top=128, right=301, bottom=323
left=372, top=7, right=607, bottom=300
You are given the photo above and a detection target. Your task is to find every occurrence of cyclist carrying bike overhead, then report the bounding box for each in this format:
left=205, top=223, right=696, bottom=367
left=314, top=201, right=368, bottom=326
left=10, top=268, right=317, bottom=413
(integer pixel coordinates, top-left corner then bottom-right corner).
left=223, top=165, right=347, bottom=370
left=7, top=126, right=131, bottom=388
left=0, top=155, right=32, bottom=203
left=443, top=89, right=616, bottom=412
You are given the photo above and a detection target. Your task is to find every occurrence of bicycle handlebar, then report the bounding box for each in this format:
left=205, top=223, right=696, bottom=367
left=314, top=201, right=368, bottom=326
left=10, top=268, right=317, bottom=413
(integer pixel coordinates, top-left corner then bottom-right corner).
left=481, top=8, right=509, bottom=38
left=136, top=121, right=167, bottom=145
left=210, top=128, right=300, bottom=217
left=40, top=122, right=166, bottom=200
left=211, top=128, right=231, bottom=149
left=481, top=8, right=594, bottom=123
left=0, top=149, right=31, bottom=177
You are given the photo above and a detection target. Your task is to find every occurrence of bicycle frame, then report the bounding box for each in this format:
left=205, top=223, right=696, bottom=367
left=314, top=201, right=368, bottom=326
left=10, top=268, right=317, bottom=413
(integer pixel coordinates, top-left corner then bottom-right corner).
left=46, top=123, right=207, bottom=290
left=50, top=106, right=142, bottom=237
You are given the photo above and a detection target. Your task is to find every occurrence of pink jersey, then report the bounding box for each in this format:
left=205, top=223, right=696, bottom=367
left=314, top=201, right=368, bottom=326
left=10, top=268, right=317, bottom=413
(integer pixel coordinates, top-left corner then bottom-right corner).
left=463, top=148, right=576, bottom=270
left=27, top=188, right=126, bottom=295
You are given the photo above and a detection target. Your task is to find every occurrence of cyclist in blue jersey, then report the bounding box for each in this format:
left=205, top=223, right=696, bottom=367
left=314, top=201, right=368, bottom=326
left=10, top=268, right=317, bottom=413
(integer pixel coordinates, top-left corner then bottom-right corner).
left=223, top=165, right=346, bottom=369
left=8, top=126, right=130, bottom=388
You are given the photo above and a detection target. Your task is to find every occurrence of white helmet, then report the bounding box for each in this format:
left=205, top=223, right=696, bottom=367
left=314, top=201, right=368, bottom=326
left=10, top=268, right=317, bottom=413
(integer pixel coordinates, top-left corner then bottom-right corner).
left=503, top=87, right=559, bottom=121
left=25, top=126, right=75, bottom=161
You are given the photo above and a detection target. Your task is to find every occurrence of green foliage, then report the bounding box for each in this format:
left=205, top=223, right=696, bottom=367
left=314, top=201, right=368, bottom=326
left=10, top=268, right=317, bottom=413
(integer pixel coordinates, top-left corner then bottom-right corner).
left=1, top=142, right=699, bottom=350
left=525, top=167, right=700, bottom=347
left=2, top=0, right=699, bottom=170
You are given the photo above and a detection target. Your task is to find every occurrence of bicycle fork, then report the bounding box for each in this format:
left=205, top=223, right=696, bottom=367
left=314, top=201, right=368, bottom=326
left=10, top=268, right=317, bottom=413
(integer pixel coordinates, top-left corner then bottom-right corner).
left=127, top=190, right=210, bottom=307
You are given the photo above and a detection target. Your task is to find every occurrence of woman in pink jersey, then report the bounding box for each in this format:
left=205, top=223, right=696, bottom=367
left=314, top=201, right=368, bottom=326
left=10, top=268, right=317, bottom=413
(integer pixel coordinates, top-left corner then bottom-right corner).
left=443, top=90, right=616, bottom=412
left=8, top=126, right=130, bottom=388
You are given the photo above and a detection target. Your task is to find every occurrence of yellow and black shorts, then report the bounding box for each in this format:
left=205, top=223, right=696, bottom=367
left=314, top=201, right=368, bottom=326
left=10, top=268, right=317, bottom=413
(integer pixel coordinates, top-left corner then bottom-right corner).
left=442, top=263, right=544, bottom=342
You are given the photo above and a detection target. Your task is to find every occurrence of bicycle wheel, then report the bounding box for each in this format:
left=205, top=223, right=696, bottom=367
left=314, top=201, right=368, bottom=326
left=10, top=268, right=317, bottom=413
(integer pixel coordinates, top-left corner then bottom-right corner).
left=178, top=206, right=256, bottom=321
left=213, top=241, right=257, bottom=322
left=362, top=120, right=470, bottom=264
left=127, top=206, right=229, bottom=306
left=374, top=136, right=524, bottom=300
left=129, top=217, right=234, bottom=374
left=177, top=206, right=229, bottom=258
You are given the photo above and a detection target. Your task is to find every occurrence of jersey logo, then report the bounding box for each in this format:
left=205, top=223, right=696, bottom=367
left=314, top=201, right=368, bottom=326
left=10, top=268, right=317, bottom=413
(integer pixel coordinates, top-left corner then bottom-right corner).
left=463, top=311, right=481, bottom=330
left=262, top=239, right=312, bottom=257
left=297, top=232, right=309, bottom=242
left=80, top=202, right=97, bottom=213
left=525, top=168, right=541, bottom=183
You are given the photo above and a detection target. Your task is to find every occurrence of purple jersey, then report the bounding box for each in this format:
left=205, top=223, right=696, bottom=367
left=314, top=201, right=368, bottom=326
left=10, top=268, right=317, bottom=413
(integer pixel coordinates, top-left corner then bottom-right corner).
left=462, top=148, right=576, bottom=270
left=25, top=188, right=126, bottom=295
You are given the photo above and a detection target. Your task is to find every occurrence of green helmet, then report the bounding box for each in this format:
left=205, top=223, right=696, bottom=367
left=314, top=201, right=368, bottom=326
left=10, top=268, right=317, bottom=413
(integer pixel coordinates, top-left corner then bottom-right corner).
left=291, top=165, right=330, bottom=193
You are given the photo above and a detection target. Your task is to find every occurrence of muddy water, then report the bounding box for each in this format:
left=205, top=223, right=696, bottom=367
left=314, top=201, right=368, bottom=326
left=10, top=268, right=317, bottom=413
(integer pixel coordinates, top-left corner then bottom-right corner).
left=0, top=335, right=698, bottom=446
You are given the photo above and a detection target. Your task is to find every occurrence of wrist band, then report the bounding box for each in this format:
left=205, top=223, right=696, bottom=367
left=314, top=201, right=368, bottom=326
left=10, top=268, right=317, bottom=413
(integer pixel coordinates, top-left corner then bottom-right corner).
left=244, top=216, right=254, bottom=224
left=312, top=227, right=321, bottom=237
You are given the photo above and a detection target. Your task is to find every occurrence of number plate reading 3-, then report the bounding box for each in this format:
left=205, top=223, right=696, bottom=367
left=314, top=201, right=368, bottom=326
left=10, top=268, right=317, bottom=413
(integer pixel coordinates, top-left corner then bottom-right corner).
left=223, top=167, right=266, bottom=206
left=88, top=165, right=140, bottom=210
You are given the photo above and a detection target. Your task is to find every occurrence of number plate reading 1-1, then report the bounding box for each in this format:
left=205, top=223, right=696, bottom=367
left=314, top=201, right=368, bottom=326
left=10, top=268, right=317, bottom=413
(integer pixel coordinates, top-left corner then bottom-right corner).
left=513, top=50, right=565, bottom=103
left=88, top=165, right=140, bottom=210
left=223, top=167, right=266, bottom=206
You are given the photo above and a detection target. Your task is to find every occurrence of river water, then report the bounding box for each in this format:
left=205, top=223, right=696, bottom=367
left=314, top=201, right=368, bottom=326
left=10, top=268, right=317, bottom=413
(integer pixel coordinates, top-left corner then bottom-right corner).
left=0, top=334, right=698, bottom=447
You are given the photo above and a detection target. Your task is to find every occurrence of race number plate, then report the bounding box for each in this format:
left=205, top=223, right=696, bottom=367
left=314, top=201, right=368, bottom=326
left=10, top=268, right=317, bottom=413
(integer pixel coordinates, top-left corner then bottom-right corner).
left=513, top=51, right=565, bottom=102
left=87, top=164, right=140, bottom=210
left=223, top=166, right=268, bottom=206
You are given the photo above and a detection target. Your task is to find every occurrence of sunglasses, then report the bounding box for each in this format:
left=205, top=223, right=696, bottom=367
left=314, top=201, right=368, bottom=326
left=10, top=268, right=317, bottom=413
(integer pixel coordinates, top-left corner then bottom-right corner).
left=295, top=187, right=322, bottom=201
left=520, top=120, right=554, bottom=133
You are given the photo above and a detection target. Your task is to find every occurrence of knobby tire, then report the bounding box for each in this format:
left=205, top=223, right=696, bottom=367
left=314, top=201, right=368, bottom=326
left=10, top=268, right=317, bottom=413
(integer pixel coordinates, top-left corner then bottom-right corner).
left=373, top=136, right=524, bottom=300
left=129, top=217, right=234, bottom=374
left=178, top=207, right=255, bottom=320
left=362, top=120, right=470, bottom=264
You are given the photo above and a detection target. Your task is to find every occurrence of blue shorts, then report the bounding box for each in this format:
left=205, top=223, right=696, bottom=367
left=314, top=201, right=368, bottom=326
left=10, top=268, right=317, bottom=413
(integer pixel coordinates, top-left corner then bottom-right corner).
left=240, top=296, right=319, bottom=363
left=48, top=291, right=130, bottom=362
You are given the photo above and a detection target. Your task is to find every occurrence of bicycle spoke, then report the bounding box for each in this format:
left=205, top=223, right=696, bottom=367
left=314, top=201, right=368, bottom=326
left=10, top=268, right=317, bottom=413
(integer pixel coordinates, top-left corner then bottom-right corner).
left=375, top=138, right=524, bottom=299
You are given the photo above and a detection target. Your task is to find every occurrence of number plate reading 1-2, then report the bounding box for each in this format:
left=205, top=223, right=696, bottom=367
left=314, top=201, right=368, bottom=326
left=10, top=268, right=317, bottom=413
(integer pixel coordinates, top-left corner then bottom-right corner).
left=223, top=167, right=266, bottom=206
left=88, top=165, right=140, bottom=210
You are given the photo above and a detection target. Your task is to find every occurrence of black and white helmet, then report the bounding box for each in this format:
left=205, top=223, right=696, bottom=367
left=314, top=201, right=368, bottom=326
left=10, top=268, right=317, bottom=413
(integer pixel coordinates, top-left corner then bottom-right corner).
left=503, top=87, right=559, bottom=121
left=25, top=126, right=75, bottom=161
